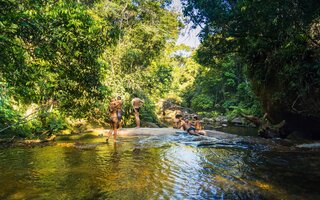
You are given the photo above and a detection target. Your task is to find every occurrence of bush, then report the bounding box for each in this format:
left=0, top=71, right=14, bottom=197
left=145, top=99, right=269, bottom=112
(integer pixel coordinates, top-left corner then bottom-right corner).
left=191, top=94, right=214, bottom=111
left=198, top=111, right=220, bottom=118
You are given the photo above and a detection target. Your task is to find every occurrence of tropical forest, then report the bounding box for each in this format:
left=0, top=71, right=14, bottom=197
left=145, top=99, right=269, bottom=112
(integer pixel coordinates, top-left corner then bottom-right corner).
left=0, top=0, right=319, bottom=199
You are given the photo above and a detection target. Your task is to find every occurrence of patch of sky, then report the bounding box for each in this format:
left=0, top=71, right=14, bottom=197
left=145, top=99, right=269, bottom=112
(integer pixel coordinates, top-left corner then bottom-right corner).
left=167, top=0, right=201, bottom=49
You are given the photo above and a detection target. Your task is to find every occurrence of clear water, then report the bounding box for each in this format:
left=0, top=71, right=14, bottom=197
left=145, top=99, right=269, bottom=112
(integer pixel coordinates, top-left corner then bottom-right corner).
left=0, top=132, right=319, bottom=200
left=220, top=125, right=258, bottom=137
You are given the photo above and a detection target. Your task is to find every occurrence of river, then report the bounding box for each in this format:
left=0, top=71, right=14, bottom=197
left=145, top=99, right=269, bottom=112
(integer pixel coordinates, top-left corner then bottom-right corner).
left=0, top=129, right=319, bottom=199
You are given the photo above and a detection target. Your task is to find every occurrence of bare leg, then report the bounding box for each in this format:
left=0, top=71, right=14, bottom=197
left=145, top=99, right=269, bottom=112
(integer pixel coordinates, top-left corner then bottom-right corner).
left=107, top=129, right=113, bottom=142
left=118, top=121, right=122, bottom=129
left=134, top=112, right=140, bottom=128
left=113, top=126, right=118, bottom=142
left=106, top=122, right=114, bottom=142
left=195, top=130, right=206, bottom=136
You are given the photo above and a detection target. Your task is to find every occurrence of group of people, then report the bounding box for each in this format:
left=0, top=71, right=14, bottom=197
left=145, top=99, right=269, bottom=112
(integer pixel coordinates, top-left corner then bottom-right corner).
left=174, top=114, right=206, bottom=136
left=106, top=94, right=205, bottom=142
left=107, top=95, right=144, bottom=142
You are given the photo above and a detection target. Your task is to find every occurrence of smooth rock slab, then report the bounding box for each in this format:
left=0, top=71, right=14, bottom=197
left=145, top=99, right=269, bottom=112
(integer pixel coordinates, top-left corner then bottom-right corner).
left=104, top=128, right=238, bottom=139
left=296, top=143, right=320, bottom=149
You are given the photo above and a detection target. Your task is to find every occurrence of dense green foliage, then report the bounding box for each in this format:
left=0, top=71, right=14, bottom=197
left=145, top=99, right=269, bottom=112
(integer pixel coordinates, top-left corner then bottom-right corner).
left=1, top=0, right=108, bottom=114
left=182, top=55, right=261, bottom=118
left=0, top=0, right=181, bottom=136
left=182, top=0, right=320, bottom=133
left=2, top=0, right=319, bottom=137
left=1, top=0, right=110, bottom=136
left=94, top=0, right=181, bottom=125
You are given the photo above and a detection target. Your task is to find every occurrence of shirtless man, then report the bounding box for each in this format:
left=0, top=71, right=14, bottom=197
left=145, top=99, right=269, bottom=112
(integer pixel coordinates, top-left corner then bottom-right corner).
left=192, top=115, right=202, bottom=130
left=178, top=117, right=205, bottom=136
left=107, top=99, right=119, bottom=142
left=131, top=95, right=144, bottom=128
left=173, top=114, right=183, bottom=129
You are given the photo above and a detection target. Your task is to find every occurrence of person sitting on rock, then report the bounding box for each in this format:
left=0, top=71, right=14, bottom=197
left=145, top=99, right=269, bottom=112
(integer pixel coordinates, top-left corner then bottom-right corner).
left=178, top=116, right=206, bottom=136
left=192, top=115, right=203, bottom=130
left=173, top=114, right=183, bottom=129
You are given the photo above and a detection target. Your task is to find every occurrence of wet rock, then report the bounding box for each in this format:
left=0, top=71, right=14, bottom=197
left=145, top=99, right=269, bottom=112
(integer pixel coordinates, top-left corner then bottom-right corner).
left=296, top=143, right=320, bottom=149
left=215, top=116, right=228, bottom=123
left=203, top=124, right=216, bottom=130
left=132, top=148, right=141, bottom=154
left=74, top=143, right=99, bottom=150
left=231, top=117, right=257, bottom=127
left=231, top=117, right=245, bottom=126
left=202, top=117, right=215, bottom=123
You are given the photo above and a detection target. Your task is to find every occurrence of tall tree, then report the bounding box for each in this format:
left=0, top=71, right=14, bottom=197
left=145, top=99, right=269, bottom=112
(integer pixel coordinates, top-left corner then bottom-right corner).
left=182, top=0, right=320, bottom=136
left=0, top=0, right=109, bottom=117
left=96, top=0, right=180, bottom=123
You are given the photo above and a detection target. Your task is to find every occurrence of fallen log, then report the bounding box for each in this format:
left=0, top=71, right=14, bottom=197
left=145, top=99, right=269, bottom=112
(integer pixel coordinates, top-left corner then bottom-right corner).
left=0, top=135, right=56, bottom=147
left=239, top=113, right=264, bottom=127
left=240, top=113, right=288, bottom=139
left=24, top=135, right=56, bottom=144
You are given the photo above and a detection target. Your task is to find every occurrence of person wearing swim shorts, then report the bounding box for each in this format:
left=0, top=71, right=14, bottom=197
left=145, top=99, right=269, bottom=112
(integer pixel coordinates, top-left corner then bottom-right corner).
left=178, top=116, right=206, bottom=136
left=131, top=94, right=144, bottom=128
left=107, top=98, right=119, bottom=142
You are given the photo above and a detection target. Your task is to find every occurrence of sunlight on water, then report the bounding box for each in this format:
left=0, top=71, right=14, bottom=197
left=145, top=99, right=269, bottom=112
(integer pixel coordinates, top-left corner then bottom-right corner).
left=0, top=134, right=320, bottom=200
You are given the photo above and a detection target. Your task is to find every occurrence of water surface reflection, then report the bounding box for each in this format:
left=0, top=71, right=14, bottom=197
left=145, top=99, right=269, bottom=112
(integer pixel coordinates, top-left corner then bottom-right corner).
left=0, top=134, right=319, bottom=199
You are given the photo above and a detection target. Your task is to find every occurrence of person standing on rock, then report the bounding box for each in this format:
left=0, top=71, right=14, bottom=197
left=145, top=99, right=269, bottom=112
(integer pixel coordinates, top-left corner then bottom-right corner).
left=107, top=98, right=119, bottom=143
left=131, top=94, right=144, bottom=128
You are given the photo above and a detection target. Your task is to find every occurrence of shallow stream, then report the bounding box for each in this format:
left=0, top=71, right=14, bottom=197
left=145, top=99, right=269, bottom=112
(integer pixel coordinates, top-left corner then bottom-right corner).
left=0, top=130, right=319, bottom=199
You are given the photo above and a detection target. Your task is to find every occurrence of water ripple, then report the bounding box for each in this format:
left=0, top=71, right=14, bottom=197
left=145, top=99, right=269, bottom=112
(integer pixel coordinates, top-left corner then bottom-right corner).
left=0, top=135, right=319, bottom=199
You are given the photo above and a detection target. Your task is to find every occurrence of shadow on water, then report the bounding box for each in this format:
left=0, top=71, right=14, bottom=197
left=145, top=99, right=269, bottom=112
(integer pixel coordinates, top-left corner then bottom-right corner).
left=0, top=128, right=319, bottom=200
left=219, top=125, right=258, bottom=137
